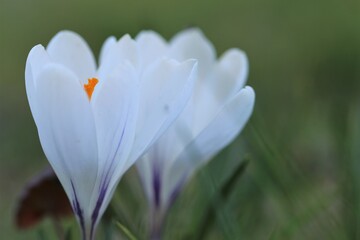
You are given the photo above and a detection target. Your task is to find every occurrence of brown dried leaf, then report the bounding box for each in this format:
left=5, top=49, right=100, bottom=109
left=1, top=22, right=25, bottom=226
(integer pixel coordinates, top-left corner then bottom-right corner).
left=15, top=168, right=73, bottom=229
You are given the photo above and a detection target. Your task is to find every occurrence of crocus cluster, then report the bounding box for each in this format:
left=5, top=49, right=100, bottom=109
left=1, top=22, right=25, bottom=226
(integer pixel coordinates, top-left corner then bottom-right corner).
left=136, top=29, right=254, bottom=236
left=25, top=29, right=254, bottom=240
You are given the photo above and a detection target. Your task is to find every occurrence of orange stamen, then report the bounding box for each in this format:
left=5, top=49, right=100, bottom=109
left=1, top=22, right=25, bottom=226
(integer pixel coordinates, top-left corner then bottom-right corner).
left=84, top=78, right=99, bottom=100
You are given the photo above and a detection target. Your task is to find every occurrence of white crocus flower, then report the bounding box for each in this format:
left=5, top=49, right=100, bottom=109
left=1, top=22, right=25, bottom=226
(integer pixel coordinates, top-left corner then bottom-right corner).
left=25, top=31, right=197, bottom=240
left=135, top=29, right=255, bottom=233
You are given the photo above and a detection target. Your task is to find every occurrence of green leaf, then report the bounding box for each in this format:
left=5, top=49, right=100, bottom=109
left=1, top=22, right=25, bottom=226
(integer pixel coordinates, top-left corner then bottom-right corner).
left=221, top=159, right=249, bottom=198
left=195, top=158, right=249, bottom=239
left=115, top=221, right=138, bottom=240
left=64, top=226, right=73, bottom=240
left=37, top=228, right=47, bottom=240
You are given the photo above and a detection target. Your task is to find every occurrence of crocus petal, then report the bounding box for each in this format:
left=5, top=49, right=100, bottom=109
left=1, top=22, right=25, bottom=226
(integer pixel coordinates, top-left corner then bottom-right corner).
left=89, top=62, right=139, bottom=225
left=136, top=117, right=192, bottom=208
left=136, top=151, right=155, bottom=203
left=26, top=45, right=51, bottom=81
left=217, top=48, right=248, bottom=94
left=34, top=63, right=98, bottom=222
left=163, top=86, right=255, bottom=205
left=46, top=31, right=97, bottom=84
left=128, top=58, right=198, bottom=165
left=169, top=28, right=216, bottom=79
left=203, top=49, right=248, bottom=106
left=25, top=45, right=50, bottom=125
left=135, top=31, right=168, bottom=68
left=192, top=49, right=249, bottom=134
left=99, top=36, right=117, bottom=65
left=97, top=35, right=139, bottom=79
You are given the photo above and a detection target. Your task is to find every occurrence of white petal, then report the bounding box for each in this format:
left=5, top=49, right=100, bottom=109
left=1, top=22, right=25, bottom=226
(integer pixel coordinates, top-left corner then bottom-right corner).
left=169, top=28, right=216, bottom=79
left=207, top=49, right=249, bottom=104
left=183, top=86, right=254, bottom=167
left=136, top=116, right=192, bottom=208
left=34, top=63, right=98, bottom=218
left=192, top=49, right=249, bottom=134
left=26, top=45, right=51, bottom=81
left=99, top=36, right=117, bottom=65
left=163, top=86, right=255, bottom=204
left=46, top=31, right=96, bottom=84
left=191, top=81, right=220, bottom=135
left=25, top=45, right=50, bottom=125
left=97, top=35, right=138, bottom=79
left=136, top=152, right=155, bottom=204
left=90, top=62, right=139, bottom=220
left=128, top=58, right=198, bottom=164
left=137, top=98, right=195, bottom=185
left=135, top=31, right=168, bottom=68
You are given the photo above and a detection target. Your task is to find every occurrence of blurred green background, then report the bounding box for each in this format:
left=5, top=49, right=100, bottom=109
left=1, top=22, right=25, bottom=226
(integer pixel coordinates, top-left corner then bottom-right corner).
left=1, top=0, right=360, bottom=239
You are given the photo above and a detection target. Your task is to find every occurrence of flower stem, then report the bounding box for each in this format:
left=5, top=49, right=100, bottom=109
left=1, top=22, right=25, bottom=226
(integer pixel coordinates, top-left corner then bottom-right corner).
left=150, top=208, right=164, bottom=240
left=80, top=221, right=96, bottom=240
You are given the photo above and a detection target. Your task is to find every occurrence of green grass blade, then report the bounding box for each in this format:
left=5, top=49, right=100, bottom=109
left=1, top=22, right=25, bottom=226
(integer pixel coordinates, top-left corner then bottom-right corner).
left=115, top=221, right=138, bottom=240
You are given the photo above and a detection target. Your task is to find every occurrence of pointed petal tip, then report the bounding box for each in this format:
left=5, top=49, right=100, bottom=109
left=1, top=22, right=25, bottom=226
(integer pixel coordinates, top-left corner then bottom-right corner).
left=116, top=34, right=137, bottom=51
left=242, top=86, right=255, bottom=98
left=236, top=86, right=256, bottom=117
left=162, top=57, right=198, bottom=69
left=102, top=36, right=117, bottom=46
left=238, top=86, right=256, bottom=107
left=118, top=33, right=134, bottom=43
left=185, top=58, right=199, bottom=65
left=26, top=45, right=47, bottom=64
left=28, top=44, right=45, bottom=54
left=178, top=58, right=198, bottom=71
left=26, top=44, right=51, bottom=87
left=99, top=36, right=117, bottom=65
left=183, top=59, right=198, bottom=81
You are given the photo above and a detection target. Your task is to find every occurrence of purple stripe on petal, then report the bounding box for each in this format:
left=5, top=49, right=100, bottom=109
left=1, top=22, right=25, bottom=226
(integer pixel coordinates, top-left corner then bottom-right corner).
left=152, top=166, right=161, bottom=208
left=87, top=112, right=129, bottom=239
left=99, top=118, right=127, bottom=193
left=90, top=183, right=108, bottom=240
left=167, top=174, right=187, bottom=210
left=71, top=181, right=86, bottom=240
